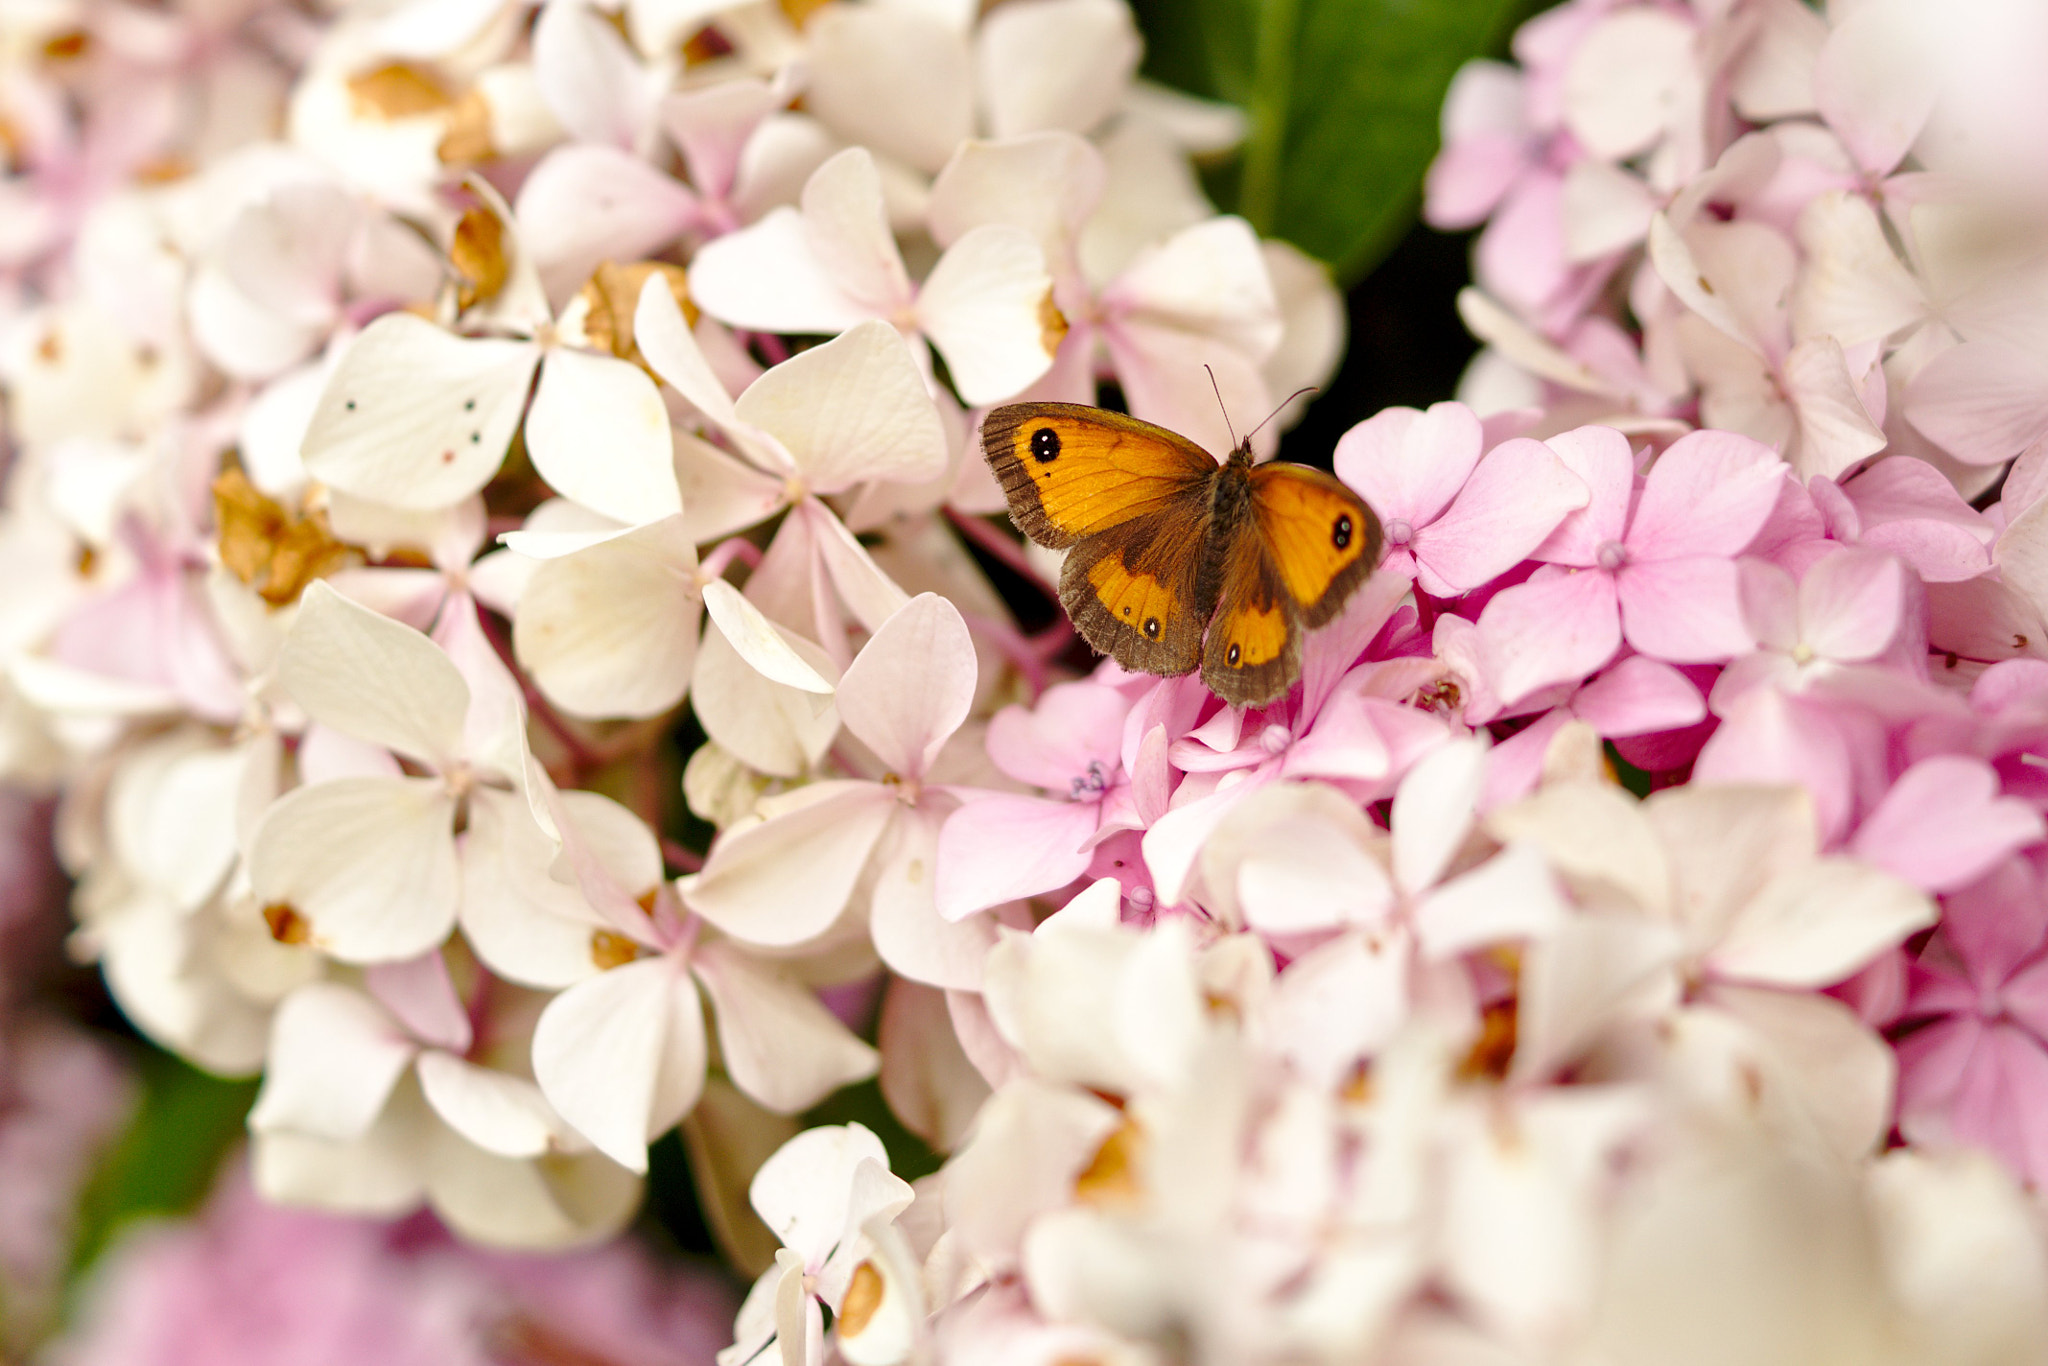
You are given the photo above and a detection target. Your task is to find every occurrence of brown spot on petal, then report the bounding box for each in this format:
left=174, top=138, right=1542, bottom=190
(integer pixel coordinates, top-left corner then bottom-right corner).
left=213, top=466, right=358, bottom=607
left=74, top=543, right=97, bottom=578
left=437, top=87, right=496, bottom=166
left=263, top=902, right=311, bottom=944
left=681, top=24, right=735, bottom=65
left=135, top=157, right=192, bottom=185
left=42, top=29, right=88, bottom=59
left=35, top=328, right=60, bottom=363
left=1458, top=998, right=1519, bottom=1081
left=778, top=0, right=833, bottom=28
left=1038, top=289, right=1069, bottom=356
left=2016, top=634, right=2030, bottom=650
left=837, top=1260, right=886, bottom=1338
left=576, top=261, right=697, bottom=367
left=1696, top=274, right=1715, bottom=296
left=347, top=63, right=455, bottom=121
left=1074, top=1117, right=1144, bottom=1208
left=1341, top=1061, right=1373, bottom=1104
left=451, top=204, right=511, bottom=310
left=591, top=930, right=641, bottom=970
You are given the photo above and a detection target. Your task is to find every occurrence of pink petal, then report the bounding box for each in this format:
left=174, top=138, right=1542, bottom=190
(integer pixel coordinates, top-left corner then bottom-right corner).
left=932, top=795, right=1099, bottom=920
left=1896, top=1015, right=1983, bottom=1127
left=1616, top=555, right=1754, bottom=663
left=1799, top=546, right=1904, bottom=662
left=1410, top=435, right=1590, bottom=594
left=364, top=951, right=472, bottom=1053
left=1475, top=566, right=1623, bottom=705
left=1330, top=402, right=1484, bottom=529
left=1528, top=426, right=1635, bottom=566
left=1932, top=858, right=2048, bottom=989
left=1814, top=0, right=1940, bottom=176
left=2000, top=957, right=2048, bottom=1041
left=514, top=146, right=697, bottom=303
left=1570, top=655, right=1706, bottom=736
left=1693, top=690, right=1855, bottom=843
left=1424, top=132, right=1529, bottom=230
left=1479, top=709, right=1568, bottom=810
left=1945, top=1023, right=2048, bottom=1187
left=985, top=682, right=1130, bottom=790
left=1627, top=429, right=1785, bottom=560
left=836, top=594, right=977, bottom=778
left=1904, top=339, right=2048, bottom=467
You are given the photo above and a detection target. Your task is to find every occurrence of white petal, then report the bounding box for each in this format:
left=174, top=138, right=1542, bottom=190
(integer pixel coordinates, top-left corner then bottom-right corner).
left=688, top=783, right=896, bottom=946
left=249, top=982, right=416, bottom=1140
left=690, top=612, right=840, bottom=777
left=460, top=786, right=606, bottom=989
left=422, top=1128, right=642, bottom=1250
left=531, top=956, right=704, bottom=1173
left=1391, top=736, right=1488, bottom=895
left=702, top=579, right=834, bottom=693
left=809, top=502, right=915, bottom=634
left=689, top=207, right=874, bottom=336
left=735, top=321, right=948, bottom=492
left=280, top=580, right=469, bottom=768
left=693, top=941, right=880, bottom=1113
left=525, top=348, right=682, bottom=524
left=915, top=224, right=1058, bottom=406
left=513, top=514, right=701, bottom=719
left=1110, top=215, right=1282, bottom=361
left=416, top=1051, right=562, bottom=1158
left=927, top=131, right=1105, bottom=254
left=976, top=0, right=1138, bottom=139
left=301, top=312, right=540, bottom=510
left=1415, top=842, right=1571, bottom=959
left=804, top=5, right=973, bottom=173
left=250, top=1088, right=427, bottom=1217
left=835, top=594, right=976, bottom=777
left=1709, top=857, right=1934, bottom=987
left=636, top=272, right=738, bottom=426
left=749, top=1122, right=908, bottom=1265
left=107, top=732, right=248, bottom=909
left=247, top=776, right=459, bottom=963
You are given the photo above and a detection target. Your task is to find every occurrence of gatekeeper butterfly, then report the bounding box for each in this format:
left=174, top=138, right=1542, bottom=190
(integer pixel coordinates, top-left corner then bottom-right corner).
left=981, top=401, right=1382, bottom=708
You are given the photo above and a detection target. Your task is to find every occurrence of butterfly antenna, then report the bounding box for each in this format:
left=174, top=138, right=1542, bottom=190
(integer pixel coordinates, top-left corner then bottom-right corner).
left=1244, top=387, right=1319, bottom=447
left=1204, top=364, right=1240, bottom=449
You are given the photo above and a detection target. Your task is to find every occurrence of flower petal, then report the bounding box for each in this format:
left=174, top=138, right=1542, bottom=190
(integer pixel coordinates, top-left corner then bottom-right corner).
left=836, top=594, right=977, bottom=778
left=248, top=982, right=416, bottom=1140
left=735, top=322, right=948, bottom=492
left=513, top=514, right=701, bottom=719
left=1711, top=856, right=1935, bottom=988
left=280, top=580, right=469, bottom=768
left=688, top=784, right=896, bottom=946
left=915, top=224, right=1057, bottom=406
left=531, top=956, right=703, bottom=1172
left=693, top=941, right=880, bottom=1114
left=247, top=776, right=459, bottom=963
left=301, top=313, right=540, bottom=510
left=1617, top=556, right=1754, bottom=663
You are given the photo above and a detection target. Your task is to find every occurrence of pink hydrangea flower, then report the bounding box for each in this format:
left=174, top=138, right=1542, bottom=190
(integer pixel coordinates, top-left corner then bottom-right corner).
left=1897, top=856, right=2048, bottom=1187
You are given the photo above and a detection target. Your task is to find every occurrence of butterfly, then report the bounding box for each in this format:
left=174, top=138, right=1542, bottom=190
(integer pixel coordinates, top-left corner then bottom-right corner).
left=980, top=401, right=1382, bottom=708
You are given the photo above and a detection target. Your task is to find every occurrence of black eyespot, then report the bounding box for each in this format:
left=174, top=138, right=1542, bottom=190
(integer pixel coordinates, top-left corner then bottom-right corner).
left=1031, top=427, right=1061, bottom=463
left=1333, top=514, right=1352, bottom=550
left=1227, top=643, right=1241, bottom=665
left=1143, top=616, right=1160, bottom=639
left=1121, top=606, right=1132, bottom=617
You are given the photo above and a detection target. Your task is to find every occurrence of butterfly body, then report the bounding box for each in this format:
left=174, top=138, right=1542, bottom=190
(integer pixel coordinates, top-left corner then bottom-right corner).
left=981, top=402, right=1381, bottom=708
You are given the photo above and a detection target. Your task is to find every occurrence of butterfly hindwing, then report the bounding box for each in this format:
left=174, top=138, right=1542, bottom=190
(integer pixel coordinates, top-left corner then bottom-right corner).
left=982, top=402, right=1219, bottom=550
left=1201, top=526, right=1301, bottom=708
left=1059, top=506, right=1212, bottom=678
left=1247, top=462, right=1382, bottom=627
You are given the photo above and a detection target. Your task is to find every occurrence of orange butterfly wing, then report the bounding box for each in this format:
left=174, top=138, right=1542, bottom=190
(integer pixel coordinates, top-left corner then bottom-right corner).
left=1246, top=462, right=1382, bottom=627
left=980, top=403, right=1217, bottom=549
left=983, top=402, right=1220, bottom=677
left=1201, top=524, right=1299, bottom=707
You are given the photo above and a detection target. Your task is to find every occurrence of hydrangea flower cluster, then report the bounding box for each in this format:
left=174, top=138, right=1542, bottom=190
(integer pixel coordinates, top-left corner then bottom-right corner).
left=7, top=0, right=2048, bottom=1359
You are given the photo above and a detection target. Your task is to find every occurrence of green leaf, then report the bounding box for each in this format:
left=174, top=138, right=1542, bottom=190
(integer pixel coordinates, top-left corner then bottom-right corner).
left=67, top=1047, right=258, bottom=1283
left=1132, top=0, right=1528, bottom=282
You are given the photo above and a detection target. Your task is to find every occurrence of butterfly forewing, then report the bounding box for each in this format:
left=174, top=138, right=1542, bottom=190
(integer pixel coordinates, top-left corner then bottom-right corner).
left=1246, top=463, right=1382, bottom=628
left=982, top=403, right=1219, bottom=550
left=1060, top=511, right=1211, bottom=677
